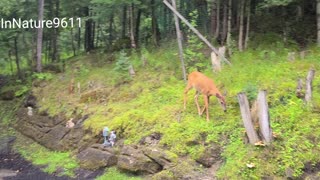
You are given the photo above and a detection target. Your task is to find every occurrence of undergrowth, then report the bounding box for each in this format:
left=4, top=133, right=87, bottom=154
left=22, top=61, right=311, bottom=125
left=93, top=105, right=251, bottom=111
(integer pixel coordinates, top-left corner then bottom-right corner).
left=14, top=134, right=79, bottom=177
left=96, top=167, right=141, bottom=180
left=31, top=37, right=320, bottom=178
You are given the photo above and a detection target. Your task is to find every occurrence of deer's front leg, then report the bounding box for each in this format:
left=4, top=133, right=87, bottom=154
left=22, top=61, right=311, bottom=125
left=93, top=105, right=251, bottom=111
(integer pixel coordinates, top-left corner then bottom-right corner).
left=203, top=95, right=210, bottom=121
left=200, top=96, right=209, bottom=115
left=194, top=92, right=201, bottom=116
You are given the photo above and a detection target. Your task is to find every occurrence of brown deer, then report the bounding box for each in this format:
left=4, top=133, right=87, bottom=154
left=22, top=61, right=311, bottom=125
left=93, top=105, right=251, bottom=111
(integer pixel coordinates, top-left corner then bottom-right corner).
left=184, top=71, right=227, bottom=121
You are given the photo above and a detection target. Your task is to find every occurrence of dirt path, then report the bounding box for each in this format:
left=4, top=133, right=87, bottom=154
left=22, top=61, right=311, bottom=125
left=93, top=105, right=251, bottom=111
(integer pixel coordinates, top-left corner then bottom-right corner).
left=0, top=153, right=71, bottom=180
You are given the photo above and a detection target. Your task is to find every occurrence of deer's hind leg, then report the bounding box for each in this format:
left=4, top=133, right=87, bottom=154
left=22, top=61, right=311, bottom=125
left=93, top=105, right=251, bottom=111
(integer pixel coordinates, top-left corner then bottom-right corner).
left=184, top=83, right=193, bottom=110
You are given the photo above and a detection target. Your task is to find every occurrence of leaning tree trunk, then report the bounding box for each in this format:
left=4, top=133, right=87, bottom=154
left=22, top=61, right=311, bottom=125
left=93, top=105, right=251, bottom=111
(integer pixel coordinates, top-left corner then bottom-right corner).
left=36, top=0, right=44, bottom=72
left=317, top=0, right=320, bottom=46
left=238, top=92, right=260, bottom=145
left=172, top=0, right=186, bottom=82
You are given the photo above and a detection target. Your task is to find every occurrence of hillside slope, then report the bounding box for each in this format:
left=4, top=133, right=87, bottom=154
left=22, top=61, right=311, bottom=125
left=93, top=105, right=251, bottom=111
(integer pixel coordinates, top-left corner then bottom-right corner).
left=24, top=42, right=320, bottom=178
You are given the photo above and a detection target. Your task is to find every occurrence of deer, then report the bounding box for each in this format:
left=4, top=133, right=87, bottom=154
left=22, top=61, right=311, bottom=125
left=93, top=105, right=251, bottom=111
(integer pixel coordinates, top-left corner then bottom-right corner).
left=184, top=71, right=227, bottom=121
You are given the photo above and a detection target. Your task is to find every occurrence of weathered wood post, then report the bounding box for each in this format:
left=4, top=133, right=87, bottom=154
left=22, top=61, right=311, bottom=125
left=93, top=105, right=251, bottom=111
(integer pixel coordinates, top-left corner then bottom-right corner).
left=296, top=78, right=304, bottom=99
left=211, top=51, right=221, bottom=72
left=257, top=90, right=272, bottom=144
left=305, top=69, right=315, bottom=103
left=237, top=92, right=260, bottom=144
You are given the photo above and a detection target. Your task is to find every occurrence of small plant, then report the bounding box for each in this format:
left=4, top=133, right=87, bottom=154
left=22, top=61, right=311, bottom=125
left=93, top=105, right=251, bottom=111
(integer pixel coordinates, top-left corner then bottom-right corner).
left=15, top=85, right=29, bottom=97
left=114, top=51, right=131, bottom=72
left=32, top=73, right=53, bottom=81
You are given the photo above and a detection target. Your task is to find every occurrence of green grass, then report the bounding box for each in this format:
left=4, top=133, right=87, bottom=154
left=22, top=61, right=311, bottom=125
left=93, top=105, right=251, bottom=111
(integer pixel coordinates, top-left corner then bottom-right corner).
left=30, top=37, right=320, bottom=178
left=14, top=135, right=79, bottom=177
left=96, top=167, right=141, bottom=180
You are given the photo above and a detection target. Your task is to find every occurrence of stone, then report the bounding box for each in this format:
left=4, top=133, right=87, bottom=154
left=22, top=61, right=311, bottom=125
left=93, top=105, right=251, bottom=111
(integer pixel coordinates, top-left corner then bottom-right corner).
left=24, top=95, right=37, bottom=108
left=196, top=145, right=222, bottom=167
left=0, top=90, right=15, bottom=101
left=39, top=125, right=70, bottom=150
left=142, top=147, right=177, bottom=169
left=117, top=146, right=162, bottom=174
left=77, top=147, right=117, bottom=170
left=0, top=136, right=16, bottom=155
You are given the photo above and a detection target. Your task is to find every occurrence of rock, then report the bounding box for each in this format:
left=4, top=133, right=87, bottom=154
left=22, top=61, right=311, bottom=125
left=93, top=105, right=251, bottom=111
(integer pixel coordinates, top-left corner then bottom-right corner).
left=0, top=136, right=16, bottom=155
left=0, top=90, right=15, bottom=101
left=39, top=125, right=70, bottom=149
left=77, top=147, right=117, bottom=170
left=24, top=94, right=37, bottom=108
left=196, top=145, right=221, bottom=167
left=142, top=147, right=177, bottom=169
left=117, top=146, right=162, bottom=174
left=139, top=132, right=162, bottom=145
left=285, top=168, right=294, bottom=179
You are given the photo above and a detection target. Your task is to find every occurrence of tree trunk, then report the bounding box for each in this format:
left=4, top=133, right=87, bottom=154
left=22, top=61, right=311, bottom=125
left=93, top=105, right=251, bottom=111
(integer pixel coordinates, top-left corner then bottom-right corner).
left=221, top=0, right=228, bottom=43
left=14, top=36, right=22, bottom=79
left=237, top=92, right=260, bottom=145
left=84, top=7, right=94, bottom=52
left=163, top=0, right=231, bottom=65
left=129, top=3, right=136, bottom=48
left=227, top=0, right=232, bottom=56
left=108, top=13, right=114, bottom=46
left=135, top=9, right=142, bottom=47
left=151, top=0, right=160, bottom=46
left=244, top=0, right=251, bottom=50
left=257, top=90, right=272, bottom=144
left=71, top=28, right=76, bottom=56
left=238, top=0, right=245, bottom=51
left=215, top=0, right=220, bottom=39
left=52, top=0, right=60, bottom=62
left=8, top=50, right=14, bottom=75
left=210, top=0, right=217, bottom=36
left=226, top=0, right=232, bottom=56
left=317, top=0, right=320, bottom=46
left=36, top=0, right=44, bottom=72
left=78, top=27, right=81, bottom=51
left=305, top=69, right=315, bottom=103
left=121, top=5, right=127, bottom=39
left=172, top=0, right=187, bottom=82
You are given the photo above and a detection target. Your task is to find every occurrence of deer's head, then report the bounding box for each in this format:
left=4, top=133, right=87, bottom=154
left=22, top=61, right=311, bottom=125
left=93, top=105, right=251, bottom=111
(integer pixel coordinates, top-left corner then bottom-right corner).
left=216, top=93, right=227, bottom=112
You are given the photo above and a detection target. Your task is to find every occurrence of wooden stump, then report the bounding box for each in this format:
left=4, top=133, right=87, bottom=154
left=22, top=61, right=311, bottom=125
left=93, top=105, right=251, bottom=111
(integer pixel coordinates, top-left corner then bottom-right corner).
left=305, top=69, right=315, bottom=103
left=237, top=93, right=260, bottom=144
left=211, top=51, right=221, bottom=72
left=257, top=90, right=272, bottom=144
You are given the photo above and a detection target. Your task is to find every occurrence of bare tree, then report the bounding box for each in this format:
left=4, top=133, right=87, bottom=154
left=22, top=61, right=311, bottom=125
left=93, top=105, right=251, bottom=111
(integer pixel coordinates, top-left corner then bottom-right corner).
left=36, top=0, right=44, bottom=72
